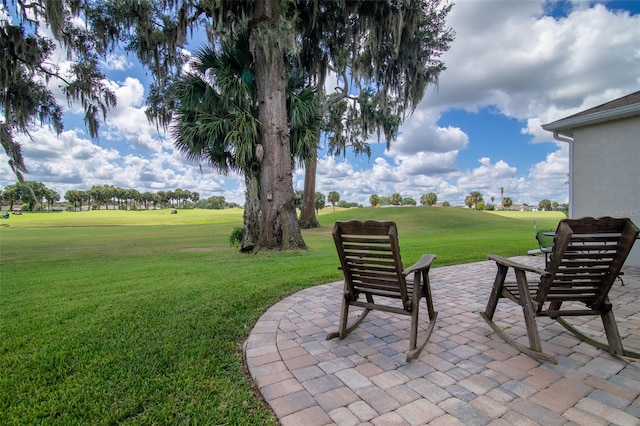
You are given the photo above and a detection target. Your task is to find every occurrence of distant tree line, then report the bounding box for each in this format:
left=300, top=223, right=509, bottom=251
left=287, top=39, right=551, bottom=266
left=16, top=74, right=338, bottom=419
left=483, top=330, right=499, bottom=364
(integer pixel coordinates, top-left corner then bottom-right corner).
left=463, top=191, right=566, bottom=212
left=3, top=182, right=566, bottom=214
left=1, top=182, right=236, bottom=211
left=195, top=196, right=240, bottom=210
left=1, top=181, right=60, bottom=211
left=537, top=199, right=567, bottom=213
left=369, top=192, right=449, bottom=208
left=66, top=186, right=204, bottom=211
left=296, top=191, right=362, bottom=217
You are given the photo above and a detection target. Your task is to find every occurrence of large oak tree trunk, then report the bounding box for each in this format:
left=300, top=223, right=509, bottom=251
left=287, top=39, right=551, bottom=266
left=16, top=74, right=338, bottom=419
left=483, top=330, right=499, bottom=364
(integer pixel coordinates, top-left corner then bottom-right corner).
left=241, top=169, right=260, bottom=252
left=249, top=0, right=307, bottom=251
left=298, top=156, right=320, bottom=229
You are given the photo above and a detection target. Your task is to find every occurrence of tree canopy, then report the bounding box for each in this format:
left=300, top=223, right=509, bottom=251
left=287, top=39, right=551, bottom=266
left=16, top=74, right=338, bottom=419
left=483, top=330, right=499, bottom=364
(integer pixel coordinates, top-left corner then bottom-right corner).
left=1, top=0, right=454, bottom=252
left=465, top=191, right=484, bottom=210
left=1, top=0, right=116, bottom=180
left=421, top=192, right=438, bottom=206
left=297, top=0, right=454, bottom=228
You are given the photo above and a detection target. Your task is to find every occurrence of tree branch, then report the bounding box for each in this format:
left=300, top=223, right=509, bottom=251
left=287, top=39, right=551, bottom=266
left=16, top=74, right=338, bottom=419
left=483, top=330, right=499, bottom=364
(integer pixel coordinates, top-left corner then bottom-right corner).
left=323, top=68, right=349, bottom=111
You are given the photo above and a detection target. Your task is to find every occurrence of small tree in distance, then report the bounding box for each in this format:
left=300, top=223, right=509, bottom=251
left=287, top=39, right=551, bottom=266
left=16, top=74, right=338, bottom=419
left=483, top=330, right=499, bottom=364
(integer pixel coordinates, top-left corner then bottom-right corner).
left=421, top=192, right=438, bottom=206
left=314, top=192, right=325, bottom=215
left=502, top=197, right=513, bottom=209
left=402, top=197, right=417, bottom=206
left=464, top=195, right=473, bottom=209
left=327, top=191, right=340, bottom=212
left=539, top=199, right=552, bottom=211
left=466, top=191, right=484, bottom=210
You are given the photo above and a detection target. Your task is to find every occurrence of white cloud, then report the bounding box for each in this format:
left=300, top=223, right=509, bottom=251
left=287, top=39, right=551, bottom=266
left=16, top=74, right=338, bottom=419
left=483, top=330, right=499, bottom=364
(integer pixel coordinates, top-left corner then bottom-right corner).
left=395, top=151, right=459, bottom=176
left=431, top=1, right=640, bottom=117
left=455, top=157, right=519, bottom=198
left=100, top=77, right=168, bottom=153
left=0, top=4, right=10, bottom=24
left=527, top=142, right=570, bottom=201
left=102, top=54, right=133, bottom=71
left=389, top=108, right=469, bottom=156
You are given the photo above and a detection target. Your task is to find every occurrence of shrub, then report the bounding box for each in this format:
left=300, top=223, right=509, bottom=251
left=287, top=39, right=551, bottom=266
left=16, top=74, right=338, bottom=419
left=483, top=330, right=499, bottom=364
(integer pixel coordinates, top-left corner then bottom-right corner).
left=229, top=227, right=244, bottom=247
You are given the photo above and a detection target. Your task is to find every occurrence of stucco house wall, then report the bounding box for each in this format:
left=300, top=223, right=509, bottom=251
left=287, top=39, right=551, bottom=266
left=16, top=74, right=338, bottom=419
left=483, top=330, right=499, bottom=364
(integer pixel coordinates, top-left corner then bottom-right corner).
left=542, top=91, right=640, bottom=267
left=571, top=118, right=640, bottom=266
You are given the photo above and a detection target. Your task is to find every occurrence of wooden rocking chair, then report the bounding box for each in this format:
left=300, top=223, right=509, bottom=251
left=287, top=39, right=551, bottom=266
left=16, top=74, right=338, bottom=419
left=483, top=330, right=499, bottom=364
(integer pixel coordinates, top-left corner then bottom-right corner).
left=326, top=220, right=438, bottom=362
left=481, top=216, right=639, bottom=364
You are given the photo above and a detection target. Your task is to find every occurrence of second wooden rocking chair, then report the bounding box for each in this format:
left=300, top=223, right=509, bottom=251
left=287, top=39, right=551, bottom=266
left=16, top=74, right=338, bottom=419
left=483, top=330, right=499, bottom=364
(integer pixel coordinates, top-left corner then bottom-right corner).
left=481, top=216, right=639, bottom=364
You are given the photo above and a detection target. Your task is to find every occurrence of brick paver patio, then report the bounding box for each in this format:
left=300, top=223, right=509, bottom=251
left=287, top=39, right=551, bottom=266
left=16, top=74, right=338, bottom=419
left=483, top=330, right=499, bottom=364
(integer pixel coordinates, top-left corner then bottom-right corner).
left=244, top=257, right=640, bottom=425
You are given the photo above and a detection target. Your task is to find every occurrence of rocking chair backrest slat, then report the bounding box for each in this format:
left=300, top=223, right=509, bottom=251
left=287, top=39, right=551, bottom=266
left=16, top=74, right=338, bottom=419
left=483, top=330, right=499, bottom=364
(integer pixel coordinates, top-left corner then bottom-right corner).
left=537, top=217, right=640, bottom=309
left=333, top=220, right=408, bottom=308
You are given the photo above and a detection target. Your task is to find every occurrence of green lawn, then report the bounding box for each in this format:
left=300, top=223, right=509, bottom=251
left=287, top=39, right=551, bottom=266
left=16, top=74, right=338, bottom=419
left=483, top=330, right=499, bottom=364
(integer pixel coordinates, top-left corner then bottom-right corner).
left=0, top=207, right=564, bottom=425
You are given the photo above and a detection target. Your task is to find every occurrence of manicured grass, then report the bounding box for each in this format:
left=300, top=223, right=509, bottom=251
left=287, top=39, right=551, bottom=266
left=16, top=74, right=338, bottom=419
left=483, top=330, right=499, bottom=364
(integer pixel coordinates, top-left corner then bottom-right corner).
left=0, top=207, right=244, bottom=228
left=0, top=207, right=564, bottom=424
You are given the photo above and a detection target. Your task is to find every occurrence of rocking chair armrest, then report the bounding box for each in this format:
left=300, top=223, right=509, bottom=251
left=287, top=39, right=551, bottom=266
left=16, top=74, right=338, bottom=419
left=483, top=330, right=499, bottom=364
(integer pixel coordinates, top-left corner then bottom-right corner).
left=487, top=254, right=549, bottom=277
left=403, top=254, right=437, bottom=275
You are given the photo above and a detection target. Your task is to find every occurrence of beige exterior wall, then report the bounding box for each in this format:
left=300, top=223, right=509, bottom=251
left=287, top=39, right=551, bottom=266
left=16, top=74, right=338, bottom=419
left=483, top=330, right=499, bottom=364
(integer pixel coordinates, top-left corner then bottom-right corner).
left=571, top=117, right=640, bottom=266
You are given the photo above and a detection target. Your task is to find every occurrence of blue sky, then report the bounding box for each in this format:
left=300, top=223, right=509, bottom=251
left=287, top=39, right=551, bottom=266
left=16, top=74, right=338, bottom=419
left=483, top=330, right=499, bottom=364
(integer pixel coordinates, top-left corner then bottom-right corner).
left=2, top=0, right=640, bottom=207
